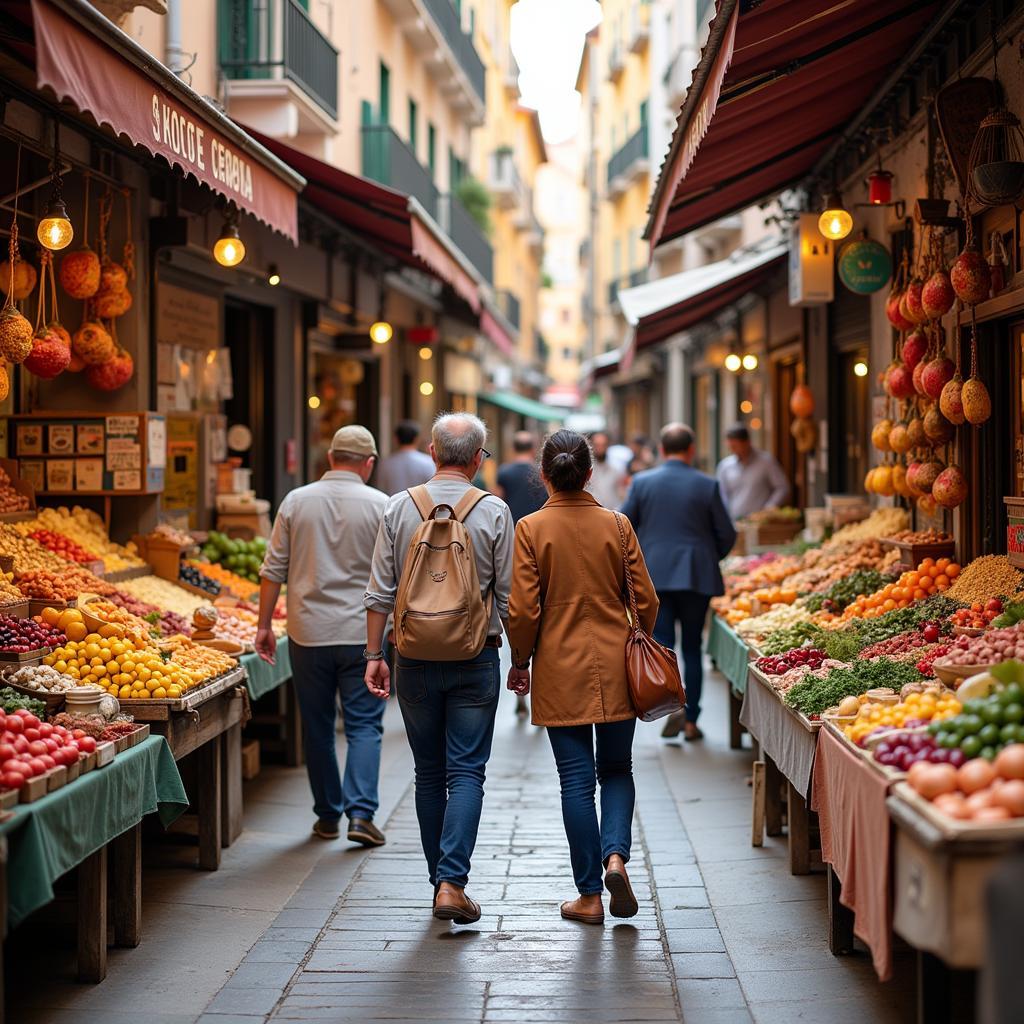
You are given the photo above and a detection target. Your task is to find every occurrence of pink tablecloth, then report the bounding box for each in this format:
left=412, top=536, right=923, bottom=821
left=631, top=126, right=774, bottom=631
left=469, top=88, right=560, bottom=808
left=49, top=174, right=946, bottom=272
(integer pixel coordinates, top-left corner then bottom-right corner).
left=811, top=727, right=894, bottom=980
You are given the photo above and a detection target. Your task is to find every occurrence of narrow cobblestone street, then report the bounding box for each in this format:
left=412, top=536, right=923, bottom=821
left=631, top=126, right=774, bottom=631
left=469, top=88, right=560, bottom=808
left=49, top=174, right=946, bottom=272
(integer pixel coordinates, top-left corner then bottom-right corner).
left=11, top=662, right=916, bottom=1024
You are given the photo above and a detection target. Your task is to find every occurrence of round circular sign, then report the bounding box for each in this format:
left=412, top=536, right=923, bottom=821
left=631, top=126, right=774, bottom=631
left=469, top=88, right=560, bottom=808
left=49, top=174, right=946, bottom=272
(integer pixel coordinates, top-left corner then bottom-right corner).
left=838, top=238, right=892, bottom=294
left=227, top=424, right=253, bottom=452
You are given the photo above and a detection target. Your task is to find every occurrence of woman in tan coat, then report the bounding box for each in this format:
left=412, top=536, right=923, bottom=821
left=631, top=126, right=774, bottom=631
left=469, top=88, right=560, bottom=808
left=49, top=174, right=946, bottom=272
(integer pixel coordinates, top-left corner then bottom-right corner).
left=508, top=429, right=658, bottom=925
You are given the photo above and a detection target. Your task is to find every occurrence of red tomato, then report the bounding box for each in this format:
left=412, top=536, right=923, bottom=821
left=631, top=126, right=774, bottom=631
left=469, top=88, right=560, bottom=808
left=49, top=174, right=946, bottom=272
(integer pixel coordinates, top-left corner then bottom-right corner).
left=43, top=737, right=58, bottom=753
left=71, top=729, right=86, bottom=740
left=37, top=723, right=53, bottom=738
left=23, top=727, right=40, bottom=742
left=16, top=712, right=39, bottom=728
left=77, top=736, right=97, bottom=753
left=13, top=736, right=27, bottom=754
left=39, top=754, right=55, bottom=770
left=1, top=758, right=24, bottom=774
left=7, top=716, right=23, bottom=734
left=0, top=743, right=14, bottom=762
left=27, top=757, right=47, bottom=775
left=986, top=598, right=1003, bottom=612
left=52, top=725, right=67, bottom=737
left=1, top=771, right=25, bottom=790
left=27, top=740, right=47, bottom=757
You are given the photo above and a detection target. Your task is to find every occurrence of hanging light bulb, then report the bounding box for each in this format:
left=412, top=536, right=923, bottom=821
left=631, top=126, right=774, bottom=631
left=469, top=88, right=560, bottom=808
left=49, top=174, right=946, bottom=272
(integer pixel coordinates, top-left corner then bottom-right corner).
left=853, top=360, right=868, bottom=378
left=818, top=189, right=852, bottom=241
left=742, top=353, right=758, bottom=371
left=213, top=215, right=245, bottom=267
left=267, top=264, right=281, bottom=286
left=370, top=321, right=393, bottom=345
left=419, top=346, right=433, bottom=361
left=419, top=381, right=434, bottom=396
left=37, top=126, right=73, bottom=251
left=724, top=353, right=742, bottom=372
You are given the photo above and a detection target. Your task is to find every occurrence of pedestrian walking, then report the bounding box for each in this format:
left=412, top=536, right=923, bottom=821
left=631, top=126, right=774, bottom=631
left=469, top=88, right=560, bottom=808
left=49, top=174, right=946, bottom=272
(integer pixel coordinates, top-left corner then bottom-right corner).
left=364, top=412, right=513, bottom=925
left=715, top=423, right=790, bottom=520
left=257, top=425, right=389, bottom=847
left=508, top=429, right=659, bottom=925
left=374, top=420, right=435, bottom=496
left=621, top=423, right=737, bottom=741
left=587, top=430, right=626, bottom=509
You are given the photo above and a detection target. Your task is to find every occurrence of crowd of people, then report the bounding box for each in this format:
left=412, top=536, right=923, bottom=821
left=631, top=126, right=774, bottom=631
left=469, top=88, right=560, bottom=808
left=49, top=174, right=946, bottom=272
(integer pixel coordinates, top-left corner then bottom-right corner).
left=254, top=413, right=791, bottom=925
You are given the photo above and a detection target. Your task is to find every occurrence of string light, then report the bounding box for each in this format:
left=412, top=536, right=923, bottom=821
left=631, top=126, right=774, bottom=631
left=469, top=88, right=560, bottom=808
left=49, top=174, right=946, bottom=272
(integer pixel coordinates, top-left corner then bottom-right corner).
left=307, top=395, right=321, bottom=409
left=853, top=360, right=868, bottom=377
left=750, top=417, right=763, bottom=430
left=419, top=346, right=433, bottom=361
left=740, top=400, right=753, bottom=414
left=741, top=354, right=758, bottom=371
left=37, top=125, right=73, bottom=251
left=724, top=353, right=742, bottom=372
left=419, top=381, right=434, bottom=396
left=370, top=321, right=393, bottom=345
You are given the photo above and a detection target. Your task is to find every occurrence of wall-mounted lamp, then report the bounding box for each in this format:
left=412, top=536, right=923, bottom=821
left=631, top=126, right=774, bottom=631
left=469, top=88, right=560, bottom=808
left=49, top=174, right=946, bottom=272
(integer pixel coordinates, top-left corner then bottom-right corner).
left=267, top=264, right=281, bottom=286
left=818, top=189, right=853, bottom=241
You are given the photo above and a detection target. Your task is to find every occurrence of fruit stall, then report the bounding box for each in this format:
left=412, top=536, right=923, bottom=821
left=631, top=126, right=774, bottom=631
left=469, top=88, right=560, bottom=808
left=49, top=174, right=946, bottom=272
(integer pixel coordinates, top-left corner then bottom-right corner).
left=706, top=502, right=1024, bottom=1016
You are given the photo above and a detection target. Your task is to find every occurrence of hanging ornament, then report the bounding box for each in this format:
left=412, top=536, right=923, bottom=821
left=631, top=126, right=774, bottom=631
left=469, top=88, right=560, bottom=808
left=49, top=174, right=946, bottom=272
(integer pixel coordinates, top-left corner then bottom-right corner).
left=60, top=172, right=100, bottom=299
left=24, top=251, right=70, bottom=379
left=0, top=147, right=35, bottom=365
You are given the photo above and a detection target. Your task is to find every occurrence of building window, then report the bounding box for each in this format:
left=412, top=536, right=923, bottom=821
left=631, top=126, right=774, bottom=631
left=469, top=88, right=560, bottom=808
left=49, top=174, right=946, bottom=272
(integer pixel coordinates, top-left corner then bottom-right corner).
left=449, top=148, right=466, bottom=189
left=563, top=346, right=574, bottom=360
left=427, top=123, right=437, bottom=179
left=379, top=62, right=390, bottom=124
left=408, top=99, right=418, bottom=154
left=561, top=308, right=570, bottom=324
left=612, top=238, right=621, bottom=280
left=640, top=99, right=648, bottom=128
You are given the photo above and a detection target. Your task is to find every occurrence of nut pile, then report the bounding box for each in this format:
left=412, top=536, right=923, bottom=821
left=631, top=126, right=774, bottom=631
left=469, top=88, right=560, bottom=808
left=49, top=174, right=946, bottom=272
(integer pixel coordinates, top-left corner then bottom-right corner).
left=2, top=663, right=78, bottom=692
left=160, top=635, right=236, bottom=679
left=17, top=507, right=145, bottom=571
left=118, top=575, right=209, bottom=618
left=0, top=466, right=29, bottom=514
left=830, top=508, right=909, bottom=544
left=947, top=555, right=1023, bottom=605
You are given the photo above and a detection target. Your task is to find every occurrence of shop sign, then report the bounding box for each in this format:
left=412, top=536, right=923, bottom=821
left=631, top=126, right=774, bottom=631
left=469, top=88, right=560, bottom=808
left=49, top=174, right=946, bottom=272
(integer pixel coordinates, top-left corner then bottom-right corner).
left=32, top=0, right=300, bottom=241
left=838, top=238, right=892, bottom=294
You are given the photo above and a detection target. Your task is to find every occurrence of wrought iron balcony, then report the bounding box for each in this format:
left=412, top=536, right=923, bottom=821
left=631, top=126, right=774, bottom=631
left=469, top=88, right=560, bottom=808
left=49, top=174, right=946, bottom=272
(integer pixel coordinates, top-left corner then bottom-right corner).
left=421, top=0, right=486, bottom=106
left=489, top=150, right=528, bottom=211
left=607, top=124, right=650, bottom=196
left=218, top=0, right=338, bottom=120
left=440, top=194, right=494, bottom=284
left=361, top=124, right=439, bottom=221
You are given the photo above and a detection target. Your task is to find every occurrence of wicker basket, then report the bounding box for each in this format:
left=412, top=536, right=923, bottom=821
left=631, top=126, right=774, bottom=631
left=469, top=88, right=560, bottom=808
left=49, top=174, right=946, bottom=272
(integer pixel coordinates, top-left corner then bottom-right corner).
left=3, top=678, right=65, bottom=712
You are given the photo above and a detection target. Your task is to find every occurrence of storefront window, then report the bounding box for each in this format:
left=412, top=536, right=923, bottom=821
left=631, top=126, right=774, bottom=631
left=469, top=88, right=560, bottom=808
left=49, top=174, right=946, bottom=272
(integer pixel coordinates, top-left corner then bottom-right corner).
left=306, top=351, right=376, bottom=480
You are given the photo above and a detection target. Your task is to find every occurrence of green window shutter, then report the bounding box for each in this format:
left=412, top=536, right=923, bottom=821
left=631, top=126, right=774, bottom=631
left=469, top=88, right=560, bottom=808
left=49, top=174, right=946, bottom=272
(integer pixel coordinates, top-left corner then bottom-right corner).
left=379, top=61, right=390, bottom=124
left=361, top=99, right=373, bottom=127
left=640, top=100, right=649, bottom=127
left=428, top=123, right=437, bottom=179
left=408, top=99, right=418, bottom=154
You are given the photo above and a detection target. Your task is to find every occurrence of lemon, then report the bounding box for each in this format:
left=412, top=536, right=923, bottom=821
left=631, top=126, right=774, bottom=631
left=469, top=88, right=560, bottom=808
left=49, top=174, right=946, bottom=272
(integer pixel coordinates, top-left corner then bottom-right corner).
left=168, top=685, right=182, bottom=698
left=152, top=686, right=167, bottom=699
left=54, top=660, right=67, bottom=674
left=105, top=661, right=118, bottom=674
left=137, top=667, right=151, bottom=683
left=138, top=688, right=151, bottom=699
left=119, top=685, right=132, bottom=699
left=85, top=633, right=101, bottom=645
left=107, top=684, right=119, bottom=695
left=84, top=643, right=101, bottom=660
left=111, top=642, right=125, bottom=657
left=122, top=660, right=135, bottom=673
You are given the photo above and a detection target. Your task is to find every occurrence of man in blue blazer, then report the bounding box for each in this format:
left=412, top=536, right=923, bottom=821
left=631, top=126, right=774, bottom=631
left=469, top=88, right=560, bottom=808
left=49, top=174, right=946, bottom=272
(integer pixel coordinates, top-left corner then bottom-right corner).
left=620, top=423, right=737, bottom=740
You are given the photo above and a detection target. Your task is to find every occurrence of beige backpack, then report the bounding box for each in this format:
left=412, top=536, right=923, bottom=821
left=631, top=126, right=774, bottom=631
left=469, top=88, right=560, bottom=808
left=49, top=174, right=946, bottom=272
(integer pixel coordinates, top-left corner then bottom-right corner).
left=393, top=485, right=492, bottom=661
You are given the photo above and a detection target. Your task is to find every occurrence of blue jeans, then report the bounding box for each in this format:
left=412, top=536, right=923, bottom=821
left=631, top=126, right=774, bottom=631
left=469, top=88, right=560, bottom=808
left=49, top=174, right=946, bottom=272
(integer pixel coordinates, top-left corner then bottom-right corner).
left=547, top=719, right=636, bottom=895
left=289, top=641, right=385, bottom=823
left=653, top=590, right=711, bottom=723
left=395, top=647, right=500, bottom=888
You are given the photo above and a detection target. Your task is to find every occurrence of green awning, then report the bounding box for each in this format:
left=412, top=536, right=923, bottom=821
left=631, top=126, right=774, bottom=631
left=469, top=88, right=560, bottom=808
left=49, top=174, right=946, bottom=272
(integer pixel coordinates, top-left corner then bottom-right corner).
left=480, top=391, right=567, bottom=422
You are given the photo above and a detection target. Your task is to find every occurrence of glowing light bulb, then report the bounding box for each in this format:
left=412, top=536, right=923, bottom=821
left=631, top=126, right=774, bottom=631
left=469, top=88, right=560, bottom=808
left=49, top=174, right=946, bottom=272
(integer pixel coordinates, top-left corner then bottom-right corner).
left=818, top=191, right=852, bottom=241
left=419, top=381, right=434, bottom=396
left=740, top=400, right=753, bottom=414
left=853, top=360, right=868, bottom=378
left=724, top=353, right=742, bottom=372
left=742, top=354, right=758, bottom=371
left=749, top=417, right=763, bottom=430
left=213, top=222, right=245, bottom=267
left=267, top=264, right=281, bottom=286
left=308, top=395, right=321, bottom=409
left=37, top=199, right=73, bottom=251
left=419, top=346, right=433, bottom=361
left=370, top=321, right=393, bottom=345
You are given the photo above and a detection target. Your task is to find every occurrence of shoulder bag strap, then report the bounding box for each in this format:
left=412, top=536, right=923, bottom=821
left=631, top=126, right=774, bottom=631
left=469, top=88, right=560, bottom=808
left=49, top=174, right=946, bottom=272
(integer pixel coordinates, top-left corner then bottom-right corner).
left=452, top=486, right=489, bottom=523
left=613, top=512, right=640, bottom=634
left=408, top=485, right=435, bottom=521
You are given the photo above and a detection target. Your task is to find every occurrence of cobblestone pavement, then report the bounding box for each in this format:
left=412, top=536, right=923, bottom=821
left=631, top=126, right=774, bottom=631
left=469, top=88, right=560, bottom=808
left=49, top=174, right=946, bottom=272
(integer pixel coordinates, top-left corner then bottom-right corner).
left=199, top=698, right=746, bottom=1024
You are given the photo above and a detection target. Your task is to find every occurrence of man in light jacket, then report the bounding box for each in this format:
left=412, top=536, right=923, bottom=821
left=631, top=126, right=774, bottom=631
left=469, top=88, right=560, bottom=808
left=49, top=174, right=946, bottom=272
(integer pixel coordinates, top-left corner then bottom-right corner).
left=364, top=412, right=514, bottom=926
left=620, top=423, right=736, bottom=740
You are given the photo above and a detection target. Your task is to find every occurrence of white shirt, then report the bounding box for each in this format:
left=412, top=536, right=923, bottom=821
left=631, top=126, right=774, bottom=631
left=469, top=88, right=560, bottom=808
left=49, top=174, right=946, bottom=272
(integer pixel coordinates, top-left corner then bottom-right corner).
left=588, top=458, right=625, bottom=509
left=716, top=449, right=790, bottom=520
left=261, top=471, right=387, bottom=646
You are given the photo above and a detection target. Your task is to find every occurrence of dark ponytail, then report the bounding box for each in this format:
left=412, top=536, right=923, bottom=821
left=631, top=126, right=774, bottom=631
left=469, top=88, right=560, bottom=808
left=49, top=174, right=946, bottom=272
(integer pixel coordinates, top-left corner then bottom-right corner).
left=541, top=429, right=593, bottom=492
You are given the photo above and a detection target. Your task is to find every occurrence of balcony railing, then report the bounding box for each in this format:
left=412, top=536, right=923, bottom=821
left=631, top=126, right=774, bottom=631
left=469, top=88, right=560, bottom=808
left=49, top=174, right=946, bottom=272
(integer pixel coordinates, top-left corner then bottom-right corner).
left=489, top=150, right=528, bottom=211
left=219, top=0, right=339, bottom=120
left=441, top=194, right=494, bottom=284
left=629, top=267, right=649, bottom=288
left=361, top=124, right=439, bottom=221
left=497, top=290, right=521, bottom=331
left=607, top=124, right=649, bottom=191
left=629, top=2, right=650, bottom=52
left=422, top=0, right=486, bottom=105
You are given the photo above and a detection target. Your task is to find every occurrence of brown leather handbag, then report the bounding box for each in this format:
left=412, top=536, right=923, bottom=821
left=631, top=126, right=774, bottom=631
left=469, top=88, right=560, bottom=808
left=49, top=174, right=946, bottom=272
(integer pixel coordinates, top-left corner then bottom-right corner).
left=613, top=513, right=686, bottom=722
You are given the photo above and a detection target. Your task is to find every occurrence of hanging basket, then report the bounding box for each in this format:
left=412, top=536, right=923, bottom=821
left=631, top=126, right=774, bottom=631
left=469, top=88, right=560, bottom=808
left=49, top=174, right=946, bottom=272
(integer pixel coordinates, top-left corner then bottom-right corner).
left=968, top=107, right=1024, bottom=207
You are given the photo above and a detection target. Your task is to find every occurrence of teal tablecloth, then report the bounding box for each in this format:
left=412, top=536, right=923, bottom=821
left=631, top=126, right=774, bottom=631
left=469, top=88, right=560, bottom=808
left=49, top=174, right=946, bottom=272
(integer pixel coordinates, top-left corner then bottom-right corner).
left=241, top=638, right=292, bottom=701
left=707, top=614, right=752, bottom=697
left=0, top=735, right=187, bottom=928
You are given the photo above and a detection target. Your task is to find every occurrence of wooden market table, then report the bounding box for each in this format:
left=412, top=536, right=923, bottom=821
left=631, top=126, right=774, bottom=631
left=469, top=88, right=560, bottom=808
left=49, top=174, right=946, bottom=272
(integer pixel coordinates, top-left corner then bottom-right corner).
left=888, top=785, right=1024, bottom=1024
left=706, top=614, right=752, bottom=749
left=127, top=667, right=248, bottom=869
left=740, top=666, right=822, bottom=874
left=0, top=736, right=187, bottom=993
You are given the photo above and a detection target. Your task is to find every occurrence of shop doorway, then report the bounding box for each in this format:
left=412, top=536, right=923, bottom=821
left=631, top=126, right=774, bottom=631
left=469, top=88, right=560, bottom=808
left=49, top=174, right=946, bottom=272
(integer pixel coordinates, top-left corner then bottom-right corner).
left=772, top=352, right=804, bottom=508
left=224, top=300, right=276, bottom=501
left=830, top=348, right=869, bottom=495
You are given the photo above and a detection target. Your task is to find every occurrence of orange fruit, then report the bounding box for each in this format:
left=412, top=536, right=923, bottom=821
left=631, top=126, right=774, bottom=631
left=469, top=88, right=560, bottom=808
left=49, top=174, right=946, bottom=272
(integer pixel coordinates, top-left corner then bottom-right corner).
left=947, top=563, right=961, bottom=578
left=935, top=574, right=950, bottom=589
left=65, top=621, right=87, bottom=642
left=913, top=588, right=927, bottom=601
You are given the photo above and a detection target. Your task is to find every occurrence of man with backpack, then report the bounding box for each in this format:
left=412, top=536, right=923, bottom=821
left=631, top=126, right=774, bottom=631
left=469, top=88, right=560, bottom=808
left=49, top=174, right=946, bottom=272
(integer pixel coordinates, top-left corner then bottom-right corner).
left=364, top=412, right=514, bottom=925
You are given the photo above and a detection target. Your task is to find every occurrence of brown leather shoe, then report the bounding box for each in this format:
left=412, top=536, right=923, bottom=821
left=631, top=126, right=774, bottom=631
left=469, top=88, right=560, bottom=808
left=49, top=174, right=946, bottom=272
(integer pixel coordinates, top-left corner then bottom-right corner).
left=560, top=895, right=605, bottom=925
left=432, top=882, right=481, bottom=924
left=683, top=721, right=705, bottom=742
left=661, top=711, right=686, bottom=739
left=347, top=818, right=386, bottom=847
left=604, top=855, right=638, bottom=918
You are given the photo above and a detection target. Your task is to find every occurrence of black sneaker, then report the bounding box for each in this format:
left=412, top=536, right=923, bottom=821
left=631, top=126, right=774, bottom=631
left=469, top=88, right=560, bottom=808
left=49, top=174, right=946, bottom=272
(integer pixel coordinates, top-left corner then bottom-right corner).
left=348, top=817, right=386, bottom=847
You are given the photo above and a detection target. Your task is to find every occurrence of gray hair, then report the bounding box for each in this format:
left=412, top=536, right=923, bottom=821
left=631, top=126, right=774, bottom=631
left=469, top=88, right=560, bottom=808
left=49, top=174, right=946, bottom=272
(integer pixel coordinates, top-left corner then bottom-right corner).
left=432, top=412, right=487, bottom=467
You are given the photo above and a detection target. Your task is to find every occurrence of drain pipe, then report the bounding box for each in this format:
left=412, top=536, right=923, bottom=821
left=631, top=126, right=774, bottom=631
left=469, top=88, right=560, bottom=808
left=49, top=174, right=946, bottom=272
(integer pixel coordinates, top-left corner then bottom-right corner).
left=165, top=0, right=185, bottom=76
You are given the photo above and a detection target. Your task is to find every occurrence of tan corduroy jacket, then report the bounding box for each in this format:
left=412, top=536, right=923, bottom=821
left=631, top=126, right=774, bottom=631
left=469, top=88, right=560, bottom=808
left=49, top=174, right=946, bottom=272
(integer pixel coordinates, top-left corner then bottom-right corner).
left=509, top=490, right=659, bottom=727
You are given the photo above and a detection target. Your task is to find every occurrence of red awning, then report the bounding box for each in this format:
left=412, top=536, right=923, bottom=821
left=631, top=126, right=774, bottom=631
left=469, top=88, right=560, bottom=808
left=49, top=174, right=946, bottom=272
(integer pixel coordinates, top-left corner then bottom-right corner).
left=30, top=0, right=302, bottom=241
left=647, top=0, right=942, bottom=249
left=253, top=132, right=481, bottom=313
